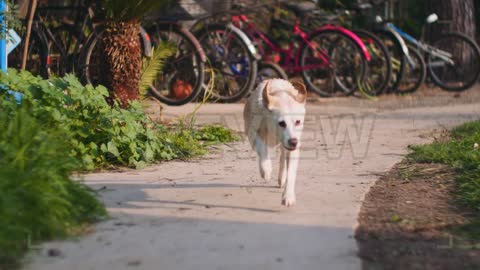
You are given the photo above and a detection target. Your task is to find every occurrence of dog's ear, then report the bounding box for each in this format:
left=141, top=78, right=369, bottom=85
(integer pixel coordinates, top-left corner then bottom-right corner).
left=262, top=81, right=274, bottom=110
left=290, top=79, right=307, bottom=104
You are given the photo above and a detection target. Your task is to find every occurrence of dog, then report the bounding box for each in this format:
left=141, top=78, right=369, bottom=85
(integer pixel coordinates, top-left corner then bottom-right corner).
left=243, top=78, right=307, bottom=207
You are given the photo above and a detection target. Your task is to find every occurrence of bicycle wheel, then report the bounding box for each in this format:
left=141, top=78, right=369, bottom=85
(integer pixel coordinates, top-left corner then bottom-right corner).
left=48, top=25, right=83, bottom=77
left=373, top=29, right=406, bottom=93
left=79, top=30, right=108, bottom=87
left=427, top=32, right=480, bottom=91
left=354, top=29, right=392, bottom=96
left=397, top=45, right=426, bottom=94
left=300, top=30, right=367, bottom=97
left=147, top=24, right=205, bottom=106
left=195, top=23, right=258, bottom=103
left=9, top=29, right=49, bottom=78
left=256, top=61, right=288, bottom=85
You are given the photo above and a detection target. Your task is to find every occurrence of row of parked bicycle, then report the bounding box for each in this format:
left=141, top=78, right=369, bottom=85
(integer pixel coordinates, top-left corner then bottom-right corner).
left=11, top=0, right=480, bottom=106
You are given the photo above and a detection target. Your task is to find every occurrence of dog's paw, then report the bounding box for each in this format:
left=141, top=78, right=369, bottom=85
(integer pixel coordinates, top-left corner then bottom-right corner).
left=278, top=178, right=286, bottom=188
left=260, top=168, right=271, bottom=181
left=281, top=196, right=296, bottom=207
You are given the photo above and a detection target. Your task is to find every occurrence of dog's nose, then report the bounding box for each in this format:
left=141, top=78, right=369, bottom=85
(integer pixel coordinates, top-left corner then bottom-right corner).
left=288, top=138, right=298, bottom=148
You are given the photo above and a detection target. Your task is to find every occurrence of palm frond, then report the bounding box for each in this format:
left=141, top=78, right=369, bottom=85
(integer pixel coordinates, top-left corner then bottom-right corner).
left=139, top=42, right=177, bottom=98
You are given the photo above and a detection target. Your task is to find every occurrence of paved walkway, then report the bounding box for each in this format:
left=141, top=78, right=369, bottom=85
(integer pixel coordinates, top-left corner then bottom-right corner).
left=24, top=101, right=480, bottom=270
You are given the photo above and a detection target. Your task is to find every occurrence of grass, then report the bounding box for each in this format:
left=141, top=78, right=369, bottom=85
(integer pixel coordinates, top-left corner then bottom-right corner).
left=409, top=120, right=480, bottom=211
left=408, top=120, right=480, bottom=242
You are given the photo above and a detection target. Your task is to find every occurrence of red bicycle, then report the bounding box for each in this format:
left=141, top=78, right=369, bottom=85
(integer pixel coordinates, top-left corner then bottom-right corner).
left=232, top=1, right=371, bottom=97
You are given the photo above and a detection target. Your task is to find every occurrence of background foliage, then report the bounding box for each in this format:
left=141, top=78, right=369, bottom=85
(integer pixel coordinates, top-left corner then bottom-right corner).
left=0, top=70, right=237, bottom=170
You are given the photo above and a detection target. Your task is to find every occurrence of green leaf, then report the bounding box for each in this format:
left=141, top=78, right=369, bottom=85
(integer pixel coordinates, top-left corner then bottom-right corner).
left=139, top=42, right=177, bottom=97
left=107, top=141, right=120, bottom=157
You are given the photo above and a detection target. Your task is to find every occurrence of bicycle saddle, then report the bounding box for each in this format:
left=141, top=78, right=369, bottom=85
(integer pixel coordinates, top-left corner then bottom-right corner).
left=282, top=1, right=317, bottom=17
left=310, top=9, right=339, bottom=22
left=352, top=3, right=372, bottom=11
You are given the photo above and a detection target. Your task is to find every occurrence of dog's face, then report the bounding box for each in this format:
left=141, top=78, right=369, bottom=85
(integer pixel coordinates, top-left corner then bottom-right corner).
left=263, top=79, right=307, bottom=151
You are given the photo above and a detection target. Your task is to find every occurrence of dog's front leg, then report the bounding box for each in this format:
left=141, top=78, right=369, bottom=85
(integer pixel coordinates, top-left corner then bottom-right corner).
left=255, top=137, right=272, bottom=181
left=278, top=147, right=287, bottom=188
left=282, top=149, right=299, bottom=207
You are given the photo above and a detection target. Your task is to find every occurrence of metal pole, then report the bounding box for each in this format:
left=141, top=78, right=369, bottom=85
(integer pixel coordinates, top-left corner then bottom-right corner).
left=0, top=0, right=7, bottom=72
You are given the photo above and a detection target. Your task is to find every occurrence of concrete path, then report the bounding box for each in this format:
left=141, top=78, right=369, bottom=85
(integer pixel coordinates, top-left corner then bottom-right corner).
left=24, top=101, right=480, bottom=270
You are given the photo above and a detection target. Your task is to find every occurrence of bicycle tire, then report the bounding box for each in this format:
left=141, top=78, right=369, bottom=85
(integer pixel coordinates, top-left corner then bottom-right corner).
left=427, top=32, right=480, bottom=91
left=9, top=28, right=49, bottom=78
left=48, top=25, right=84, bottom=77
left=372, top=29, right=407, bottom=93
left=195, top=23, right=258, bottom=103
left=397, top=45, right=426, bottom=94
left=146, top=23, right=205, bottom=106
left=256, top=61, right=288, bottom=85
left=78, top=30, right=108, bottom=86
left=353, top=29, right=392, bottom=96
left=300, top=30, right=368, bottom=97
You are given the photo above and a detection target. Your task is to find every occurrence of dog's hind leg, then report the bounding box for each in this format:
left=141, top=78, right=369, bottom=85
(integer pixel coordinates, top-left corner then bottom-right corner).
left=282, top=149, right=299, bottom=207
left=278, top=148, right=287, bottom=188
left=255, top=137, right=272, bottom=181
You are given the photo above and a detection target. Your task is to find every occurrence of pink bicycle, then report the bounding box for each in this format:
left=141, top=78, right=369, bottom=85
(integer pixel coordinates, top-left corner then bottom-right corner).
left=232, top=1, right=371, bottom=97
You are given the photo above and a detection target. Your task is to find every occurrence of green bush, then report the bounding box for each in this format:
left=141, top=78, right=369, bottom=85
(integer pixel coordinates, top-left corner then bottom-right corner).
left=0, top=70, right=236, bottom=170
left=409, top=121, right=480, bottom=210
left=0, top=100, right=106, bottom=268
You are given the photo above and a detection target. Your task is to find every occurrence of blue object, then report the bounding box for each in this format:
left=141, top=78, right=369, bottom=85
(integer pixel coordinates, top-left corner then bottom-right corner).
left=387, top=23, right=420, bottom=46
left=0, top=0, right=6, bottom=72
left=0, top=0, right=23, bottom=104
left=6, top=29, right=21, bottom=54
left=7, top=89, right=22, bottom=104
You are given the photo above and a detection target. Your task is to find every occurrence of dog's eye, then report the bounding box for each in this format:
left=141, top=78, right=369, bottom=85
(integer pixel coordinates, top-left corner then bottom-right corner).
left=295, top=120, right=301, bottom=126
left=278, top=121, right=287, bottom=128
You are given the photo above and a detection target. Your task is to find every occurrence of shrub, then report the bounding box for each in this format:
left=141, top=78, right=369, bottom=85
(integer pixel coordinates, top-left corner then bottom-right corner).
left=0, top=70, right=236, bottom=170
left=0, top=100, right=106, bottom=268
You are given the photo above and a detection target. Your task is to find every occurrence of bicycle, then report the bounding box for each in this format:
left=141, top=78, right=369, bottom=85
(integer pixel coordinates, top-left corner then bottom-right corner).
left=377, top=14, right=480, bottom=92
left=8, top=3, right=54, bottom=78
left=304, top=3, right=392, bottom=96
left=192, top=9, right=259, bottom=103
left=230, top=1, right=371, bottom=97
left=143, top=21, right=206, bottom=106
left=10, top=0, right=101, bottom=78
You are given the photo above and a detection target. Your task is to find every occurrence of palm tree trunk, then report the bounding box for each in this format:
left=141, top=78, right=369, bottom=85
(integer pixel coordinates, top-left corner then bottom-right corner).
left=102, top=20, right=142, bottom=107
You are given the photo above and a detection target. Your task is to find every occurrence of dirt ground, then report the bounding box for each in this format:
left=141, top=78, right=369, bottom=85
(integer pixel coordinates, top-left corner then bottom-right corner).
left=356, top=159, right=480, bottom=270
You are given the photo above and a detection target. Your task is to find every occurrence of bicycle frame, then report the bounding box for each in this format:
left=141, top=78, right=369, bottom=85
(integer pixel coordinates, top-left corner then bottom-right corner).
left=232, top=14, right=370, bottom=74
left=387, top=23, right=454, bottom=66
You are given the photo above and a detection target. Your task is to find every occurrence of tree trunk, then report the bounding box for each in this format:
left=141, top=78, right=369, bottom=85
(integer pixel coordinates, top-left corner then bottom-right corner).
left=426, top=0, right=476, bottom=40
left=102, top=20, right=142, bottom=107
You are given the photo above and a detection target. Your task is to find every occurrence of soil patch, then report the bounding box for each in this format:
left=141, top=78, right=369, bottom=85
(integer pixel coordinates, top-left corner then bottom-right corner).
left=356, top=160, right=480, bottom=270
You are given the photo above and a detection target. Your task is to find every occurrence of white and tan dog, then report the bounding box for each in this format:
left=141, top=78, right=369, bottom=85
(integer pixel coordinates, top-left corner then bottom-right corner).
left=244, top=78, right=307, bottom=207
